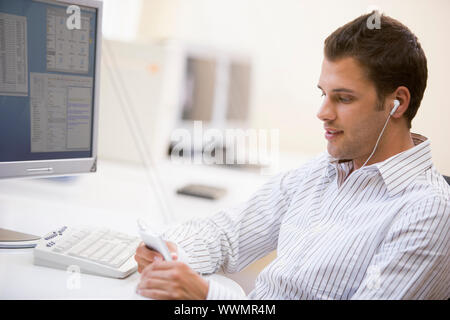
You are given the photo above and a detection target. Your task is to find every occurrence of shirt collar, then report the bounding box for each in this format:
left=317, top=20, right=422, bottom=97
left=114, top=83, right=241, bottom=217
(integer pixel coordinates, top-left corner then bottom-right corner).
left=326, top=133, right=433, bottom=197
left=376, top=133, right=432, bottom=197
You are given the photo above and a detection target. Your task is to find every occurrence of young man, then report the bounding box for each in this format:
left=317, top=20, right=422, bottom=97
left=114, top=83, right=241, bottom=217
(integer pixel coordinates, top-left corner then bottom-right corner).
left=134, top=12, right=450, bottom=300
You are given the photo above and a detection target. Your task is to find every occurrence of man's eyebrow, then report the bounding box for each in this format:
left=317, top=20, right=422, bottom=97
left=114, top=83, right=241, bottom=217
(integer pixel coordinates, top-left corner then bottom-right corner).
left=317, top=85, right=355, bottom=93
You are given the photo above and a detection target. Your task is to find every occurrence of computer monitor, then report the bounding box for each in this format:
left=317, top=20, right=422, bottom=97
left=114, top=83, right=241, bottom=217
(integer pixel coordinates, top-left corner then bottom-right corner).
left=178, top=45, right=252, bottom=131
left=0, top=0, right=102, bottom=244
left=169, top=45, right=253, bottom=163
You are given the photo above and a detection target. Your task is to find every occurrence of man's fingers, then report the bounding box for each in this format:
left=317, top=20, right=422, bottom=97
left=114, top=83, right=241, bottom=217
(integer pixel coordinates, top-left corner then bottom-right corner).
left=136, top=257, right=152, bottom=273
left=137, top=257, right=209, bottom=300
left=141, top=264, right=180, bottom=280
left=135, top=242, right=164, bottom=260
left=136, top=242, right=162, bottom=259
left=138, top=277, right=171, bottom=292
left=134, top=253, right=162, bottom=266
left=137, top=288, right=174, bottom=300
left=134, top=243, right=165, bottom=273
left=136, top=259, right=146, bottom=273
left=142, top=260, right=185, bottom=277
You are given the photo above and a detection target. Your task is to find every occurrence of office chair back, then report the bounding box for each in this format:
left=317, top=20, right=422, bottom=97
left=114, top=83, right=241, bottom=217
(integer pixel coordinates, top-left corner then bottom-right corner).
left=444, top=175, right=450, bottom=186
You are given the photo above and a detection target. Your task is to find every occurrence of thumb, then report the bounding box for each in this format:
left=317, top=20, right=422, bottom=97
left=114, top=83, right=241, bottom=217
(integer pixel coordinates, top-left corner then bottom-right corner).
left=166, top=241, right=178, bottom=255
left=171, top=252, right=178, bottom=261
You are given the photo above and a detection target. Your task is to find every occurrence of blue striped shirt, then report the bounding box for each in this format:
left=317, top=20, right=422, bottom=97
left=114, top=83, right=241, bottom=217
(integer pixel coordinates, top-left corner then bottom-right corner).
left=163, top=133, right=450, bottom=299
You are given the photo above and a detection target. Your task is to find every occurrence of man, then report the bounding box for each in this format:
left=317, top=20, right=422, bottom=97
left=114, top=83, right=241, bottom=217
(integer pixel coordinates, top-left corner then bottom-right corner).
left=134, top=12, right=449, bottom=300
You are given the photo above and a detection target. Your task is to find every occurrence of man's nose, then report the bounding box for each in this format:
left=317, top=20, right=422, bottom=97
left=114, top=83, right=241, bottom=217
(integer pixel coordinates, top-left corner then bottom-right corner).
left=316, top=98, right=336, bottom=122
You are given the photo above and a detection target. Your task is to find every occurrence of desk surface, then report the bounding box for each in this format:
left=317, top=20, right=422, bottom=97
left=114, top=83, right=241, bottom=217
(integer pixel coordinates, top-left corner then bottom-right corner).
left=0, top=248, right=243, bottom=299
left=0, top=156, right=310, bottom=299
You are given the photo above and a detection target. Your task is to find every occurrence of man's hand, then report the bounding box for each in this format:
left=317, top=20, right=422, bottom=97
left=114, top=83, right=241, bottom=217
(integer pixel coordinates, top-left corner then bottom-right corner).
left=134, top=241, right=177, bottom=273
left=136, top=255, right=209, bottom=300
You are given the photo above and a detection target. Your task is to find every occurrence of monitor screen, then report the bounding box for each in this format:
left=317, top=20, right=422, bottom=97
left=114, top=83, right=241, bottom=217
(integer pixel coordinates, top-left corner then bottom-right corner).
left=0, top=0, right=101, bottom=179
left=179, top=50, right=252, bottom=128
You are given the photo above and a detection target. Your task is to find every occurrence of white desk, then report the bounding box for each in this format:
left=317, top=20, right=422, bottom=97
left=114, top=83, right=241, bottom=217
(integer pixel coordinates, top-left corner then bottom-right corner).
left=0, top=156, right=310, bottom=299
left=0, top=248, right=243, bottom=299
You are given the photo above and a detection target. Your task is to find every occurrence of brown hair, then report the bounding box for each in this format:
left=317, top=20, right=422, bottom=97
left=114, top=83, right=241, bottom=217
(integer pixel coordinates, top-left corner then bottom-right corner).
left=324, top=11, right=428, bottom=128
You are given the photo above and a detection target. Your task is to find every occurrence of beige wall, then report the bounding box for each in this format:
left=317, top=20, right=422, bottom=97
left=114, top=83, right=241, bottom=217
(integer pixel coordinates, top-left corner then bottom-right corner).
left=103, top=0, right=450, bottom=174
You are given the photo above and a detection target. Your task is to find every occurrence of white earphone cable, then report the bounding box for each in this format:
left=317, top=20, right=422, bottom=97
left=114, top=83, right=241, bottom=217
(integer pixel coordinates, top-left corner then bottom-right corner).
left=360, top=112, right=392, bottom=169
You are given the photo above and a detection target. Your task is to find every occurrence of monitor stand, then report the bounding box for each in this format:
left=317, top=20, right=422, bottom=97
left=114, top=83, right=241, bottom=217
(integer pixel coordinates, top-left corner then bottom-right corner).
left=0, top=228, right=41, bottom=249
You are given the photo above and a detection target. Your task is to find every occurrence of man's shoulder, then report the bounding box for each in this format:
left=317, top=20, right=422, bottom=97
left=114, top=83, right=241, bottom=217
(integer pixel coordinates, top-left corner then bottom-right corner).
left=403, top=166, right=450, bottom=214
left=417, top=166, right=450, bottom=201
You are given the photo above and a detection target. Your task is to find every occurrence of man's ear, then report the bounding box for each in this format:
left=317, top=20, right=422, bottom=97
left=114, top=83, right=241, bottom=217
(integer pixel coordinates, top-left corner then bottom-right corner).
left=390, top=86, right=410, bottom=118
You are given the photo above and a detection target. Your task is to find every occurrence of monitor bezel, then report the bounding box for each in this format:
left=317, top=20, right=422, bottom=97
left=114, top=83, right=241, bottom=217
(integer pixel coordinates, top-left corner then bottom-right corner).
left=0, top=0, right=103, bottom=180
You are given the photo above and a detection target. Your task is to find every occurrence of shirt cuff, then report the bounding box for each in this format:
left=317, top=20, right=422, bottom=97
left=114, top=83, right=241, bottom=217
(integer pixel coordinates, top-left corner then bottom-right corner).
left=174, top=242, right=190, bottom=265
left=162, top=226, right=216, bottom=274
left=206, top=278, right=248, bottom=300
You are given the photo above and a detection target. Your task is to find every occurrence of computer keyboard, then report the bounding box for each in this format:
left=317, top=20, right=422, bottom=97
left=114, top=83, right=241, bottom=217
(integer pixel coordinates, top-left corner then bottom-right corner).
left=34, top=226, right=141, bottom=279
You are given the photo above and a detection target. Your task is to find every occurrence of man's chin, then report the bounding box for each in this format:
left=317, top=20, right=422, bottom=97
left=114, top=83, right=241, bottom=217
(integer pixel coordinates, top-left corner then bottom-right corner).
left=327, top=144, right=349, bottom=161
left=327, top=145, right=340, bottom=159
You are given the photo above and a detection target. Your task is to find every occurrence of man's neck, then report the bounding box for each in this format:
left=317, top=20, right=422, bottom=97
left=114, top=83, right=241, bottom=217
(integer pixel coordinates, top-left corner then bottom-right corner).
left=353, top=129, right=415, bottom=170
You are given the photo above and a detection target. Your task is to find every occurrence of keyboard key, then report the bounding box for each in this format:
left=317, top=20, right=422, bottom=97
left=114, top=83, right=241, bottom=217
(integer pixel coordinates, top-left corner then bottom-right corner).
left=68, top=234, right=100, bottom=256
left=58, top=240, right=74, bottom=251
left=90, top=242, right=113, bottom=261
left=52, top=246, right=64, bottom=253
left=83, top=239, right=106, bottom=258
left=100, top=243, right=126, bottom=264
left=109, top=248, right=135, bottom=268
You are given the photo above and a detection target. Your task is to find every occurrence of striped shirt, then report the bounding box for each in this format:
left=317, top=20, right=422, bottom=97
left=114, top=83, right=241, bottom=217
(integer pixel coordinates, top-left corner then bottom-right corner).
left=162, top=133, right=450, bottom=300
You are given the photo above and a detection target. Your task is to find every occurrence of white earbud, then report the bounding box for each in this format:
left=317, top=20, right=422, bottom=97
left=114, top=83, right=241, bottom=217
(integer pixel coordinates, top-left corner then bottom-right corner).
left=390, top=99, right=400, bottom=116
